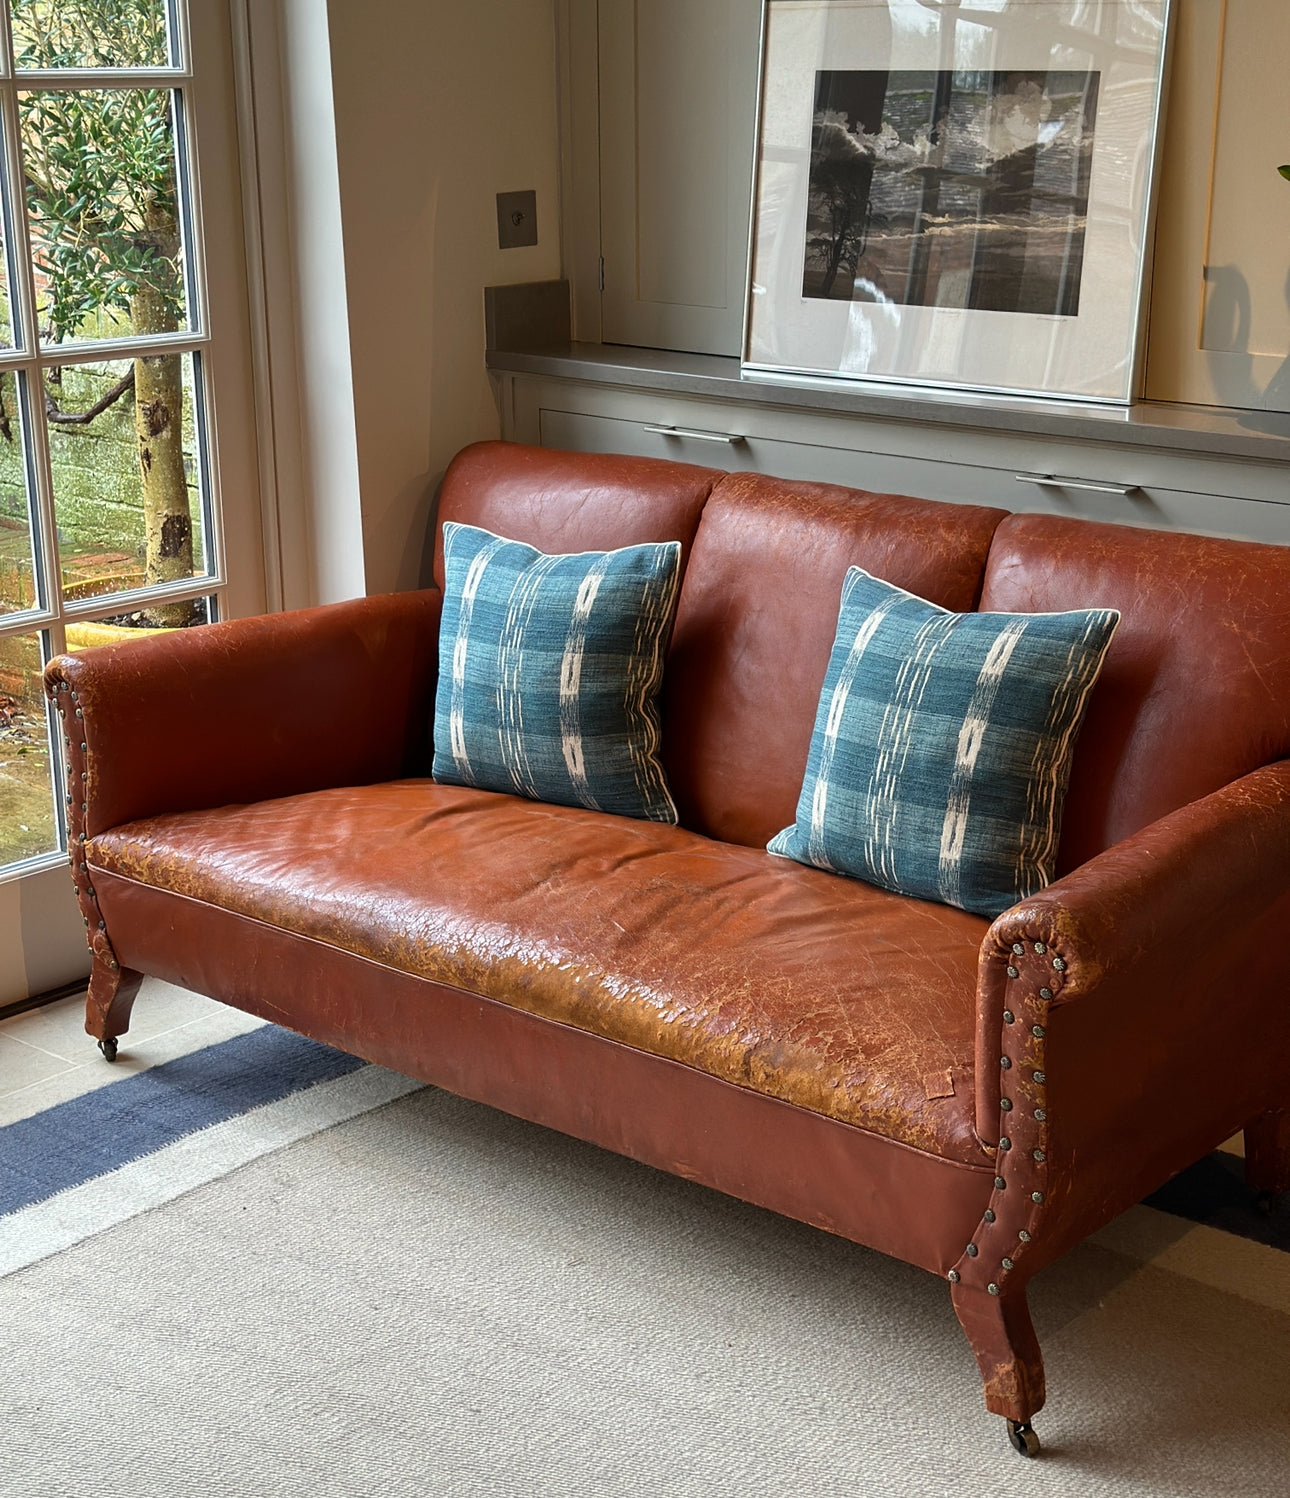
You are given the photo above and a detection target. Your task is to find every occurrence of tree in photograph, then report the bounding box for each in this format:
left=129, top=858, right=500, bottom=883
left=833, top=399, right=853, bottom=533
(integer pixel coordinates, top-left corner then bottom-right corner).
left=14, top=0, right=194, bottom=624
left=804, top=114, right=875, bottom=299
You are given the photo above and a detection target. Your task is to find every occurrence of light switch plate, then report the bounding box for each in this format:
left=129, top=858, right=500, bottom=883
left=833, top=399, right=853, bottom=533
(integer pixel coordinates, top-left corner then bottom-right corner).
left=496, top=190, right=538, bottom=250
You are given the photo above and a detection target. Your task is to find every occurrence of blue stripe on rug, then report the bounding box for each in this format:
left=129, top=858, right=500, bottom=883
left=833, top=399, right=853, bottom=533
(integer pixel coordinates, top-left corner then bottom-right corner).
left=0, top=1026, right=366, bottom=1214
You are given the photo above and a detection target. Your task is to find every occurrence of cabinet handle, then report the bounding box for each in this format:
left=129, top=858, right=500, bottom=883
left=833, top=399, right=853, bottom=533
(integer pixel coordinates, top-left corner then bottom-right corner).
left=643, top=424, right=746, bottom=445
left=1015, top=472, right=1140, bottom=497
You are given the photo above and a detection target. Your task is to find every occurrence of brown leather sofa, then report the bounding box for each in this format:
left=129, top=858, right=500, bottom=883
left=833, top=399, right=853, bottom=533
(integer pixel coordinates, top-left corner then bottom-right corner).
left=45, top=441, right=1290, bottom=1456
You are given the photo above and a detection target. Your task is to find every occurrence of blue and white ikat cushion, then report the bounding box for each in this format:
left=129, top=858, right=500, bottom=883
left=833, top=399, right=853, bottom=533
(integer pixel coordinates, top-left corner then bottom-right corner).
left=433, top=522, right=682, bottom=822
left=769, top=569, right=1120, bottom=919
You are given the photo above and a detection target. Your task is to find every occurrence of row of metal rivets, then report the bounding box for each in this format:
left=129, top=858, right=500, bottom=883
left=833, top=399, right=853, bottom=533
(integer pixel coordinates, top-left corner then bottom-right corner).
left=951, top=949, right=1056, bottom=1286
left=52, top=680, right=113, bottom=970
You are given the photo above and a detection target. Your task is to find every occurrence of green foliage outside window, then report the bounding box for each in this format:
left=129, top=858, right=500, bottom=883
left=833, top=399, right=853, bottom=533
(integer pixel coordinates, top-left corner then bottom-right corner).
left=8, top=0, right=198, bottom=623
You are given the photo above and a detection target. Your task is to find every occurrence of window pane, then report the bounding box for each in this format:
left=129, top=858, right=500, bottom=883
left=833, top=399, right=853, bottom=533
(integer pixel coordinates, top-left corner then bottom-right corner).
left=10, top=0, right=173, bottom=70
left=0, top=629, right=57, bottom=868
left=0, top=373, right=36, bottom=615
left=49, top=352, right=207, bottom=610
left=66, top=592, right=212, bottom=646
left=21, top=87, right=189, bottom=343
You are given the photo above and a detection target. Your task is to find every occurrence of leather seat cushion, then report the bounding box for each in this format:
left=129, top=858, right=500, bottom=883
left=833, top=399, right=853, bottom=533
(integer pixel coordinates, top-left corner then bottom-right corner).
left=88, top=781, right=991, bottom=1166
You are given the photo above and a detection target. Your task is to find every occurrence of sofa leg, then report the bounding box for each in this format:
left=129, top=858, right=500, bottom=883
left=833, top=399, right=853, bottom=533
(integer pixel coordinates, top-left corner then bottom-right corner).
left=1244, top=1109, right=1290, bottom=1199
left=951, top=1278, right=1046, bottom=1434
left=85, top=959, right=144, bottom=1062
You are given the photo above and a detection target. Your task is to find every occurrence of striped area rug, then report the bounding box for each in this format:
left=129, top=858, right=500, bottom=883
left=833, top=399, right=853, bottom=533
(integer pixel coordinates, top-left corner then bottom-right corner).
left=3, top=1060, right=1289, bottom=1495
left=3, top=985, right=1286, bottom=1278
left=0, top=1019, right=422, bottom=1277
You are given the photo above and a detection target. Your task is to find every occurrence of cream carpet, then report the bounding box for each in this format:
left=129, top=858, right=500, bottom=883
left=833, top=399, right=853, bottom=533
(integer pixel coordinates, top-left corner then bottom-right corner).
left=4, top=1082, right=1288, bottom=1498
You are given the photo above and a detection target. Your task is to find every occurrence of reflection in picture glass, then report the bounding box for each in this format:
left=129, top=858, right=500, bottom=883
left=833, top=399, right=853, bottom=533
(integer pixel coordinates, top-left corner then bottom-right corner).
left=802, top=70, right=1100, bottom=317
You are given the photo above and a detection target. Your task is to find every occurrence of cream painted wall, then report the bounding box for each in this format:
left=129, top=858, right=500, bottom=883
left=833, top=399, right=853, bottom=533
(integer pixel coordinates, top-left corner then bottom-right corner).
left=325, top=0, right=562, bottom=597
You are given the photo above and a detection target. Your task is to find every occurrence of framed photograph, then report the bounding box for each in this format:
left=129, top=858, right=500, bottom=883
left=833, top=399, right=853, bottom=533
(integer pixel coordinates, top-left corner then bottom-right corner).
left=743, top=0, right=1172, bottom=404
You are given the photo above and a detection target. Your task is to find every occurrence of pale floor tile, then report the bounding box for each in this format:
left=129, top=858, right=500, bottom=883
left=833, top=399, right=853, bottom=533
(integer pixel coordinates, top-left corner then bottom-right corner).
left=0, top=981, right=220, bottom=1064
left=1219, top=1131, right=1246, bottom=1157
left=0, top=991, right=94, bottom=1064
left=0, top=981, right=266, bottom=1127
left=0, top=1031, right=77, bottom=1095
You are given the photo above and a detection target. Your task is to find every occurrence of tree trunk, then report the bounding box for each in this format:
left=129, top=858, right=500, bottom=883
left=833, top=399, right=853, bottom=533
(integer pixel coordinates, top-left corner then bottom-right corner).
left=129, top=198, right=194, bottom=629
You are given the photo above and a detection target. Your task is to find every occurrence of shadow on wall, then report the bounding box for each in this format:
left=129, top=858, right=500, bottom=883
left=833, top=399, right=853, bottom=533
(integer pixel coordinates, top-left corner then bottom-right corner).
left=417, top=470, right=447, bottom=591
left=1201, top=264, right=1290, bottom=432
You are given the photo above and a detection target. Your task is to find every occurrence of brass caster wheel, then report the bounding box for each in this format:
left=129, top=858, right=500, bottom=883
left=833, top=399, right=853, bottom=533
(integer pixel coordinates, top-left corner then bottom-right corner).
left=1007, top=1420, right=1041, bottom=1458
left=97, top=1036, right=119, bottom=1062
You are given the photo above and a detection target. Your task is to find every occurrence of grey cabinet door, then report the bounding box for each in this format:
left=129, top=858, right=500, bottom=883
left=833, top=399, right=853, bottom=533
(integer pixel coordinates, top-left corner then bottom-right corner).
left=597, top=0, right=762, bottom=356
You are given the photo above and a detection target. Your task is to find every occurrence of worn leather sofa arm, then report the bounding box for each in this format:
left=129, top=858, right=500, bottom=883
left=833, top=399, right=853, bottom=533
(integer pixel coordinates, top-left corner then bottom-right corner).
left=966, top=759, right=1290, bottom=1273
left=44, top=589, right=443, bottom=839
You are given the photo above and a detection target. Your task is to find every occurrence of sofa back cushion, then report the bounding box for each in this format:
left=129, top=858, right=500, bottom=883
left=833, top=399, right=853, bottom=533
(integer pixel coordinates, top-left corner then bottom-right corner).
left=662, top=472, right=1007, bottom=847
left=432, top=442, right=720, bottom=589
left=980, top=513, right=1290, bottom=870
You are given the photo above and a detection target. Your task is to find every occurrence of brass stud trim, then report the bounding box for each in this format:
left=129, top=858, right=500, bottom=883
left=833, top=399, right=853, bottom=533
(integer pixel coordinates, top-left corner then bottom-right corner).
left=1018, top=1230, right=1032, bottom=1243
left=1032, top=1191, right=1045, bottom=1204
left=983, top=1209, right=996, bottom=1223
left=1002, top=1010, right=1015, bottom=1024
left=1033, top=942, right=1046, bottom=954
left=966, top=1244, right=979, bottom=1257
left=1039, top=987, right=1052, bottom=1000
left=1052, top=957, right=1065, bottom=971
left=948, top=1269, right=960, bottom=1282
left=994, top=1176, right=1007, bottom=1190
left=987, top=1282, right=1000, bottom=1296
left=1012, top=943, right=1025, bottom=955
left=1007, top=966, right=1019, bottom=979
left=1002, top=1257, right=1014, bottom=1271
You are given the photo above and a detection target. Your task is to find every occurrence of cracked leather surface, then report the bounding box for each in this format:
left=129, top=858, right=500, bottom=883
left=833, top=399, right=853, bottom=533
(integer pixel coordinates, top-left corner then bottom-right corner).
left=981, top=513, right=1290, bottom=872
left=430, top=440, right=721, bottom=590
left=87, top=779, right=993, bottom=1165
left=48, top=589, right=443, bottom=839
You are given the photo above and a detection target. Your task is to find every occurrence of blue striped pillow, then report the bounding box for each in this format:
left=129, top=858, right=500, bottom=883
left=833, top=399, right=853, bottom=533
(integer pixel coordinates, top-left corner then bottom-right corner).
left=769, top=569, right=1119, bottom=918
left=432, top=523, right=682, bottom=822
